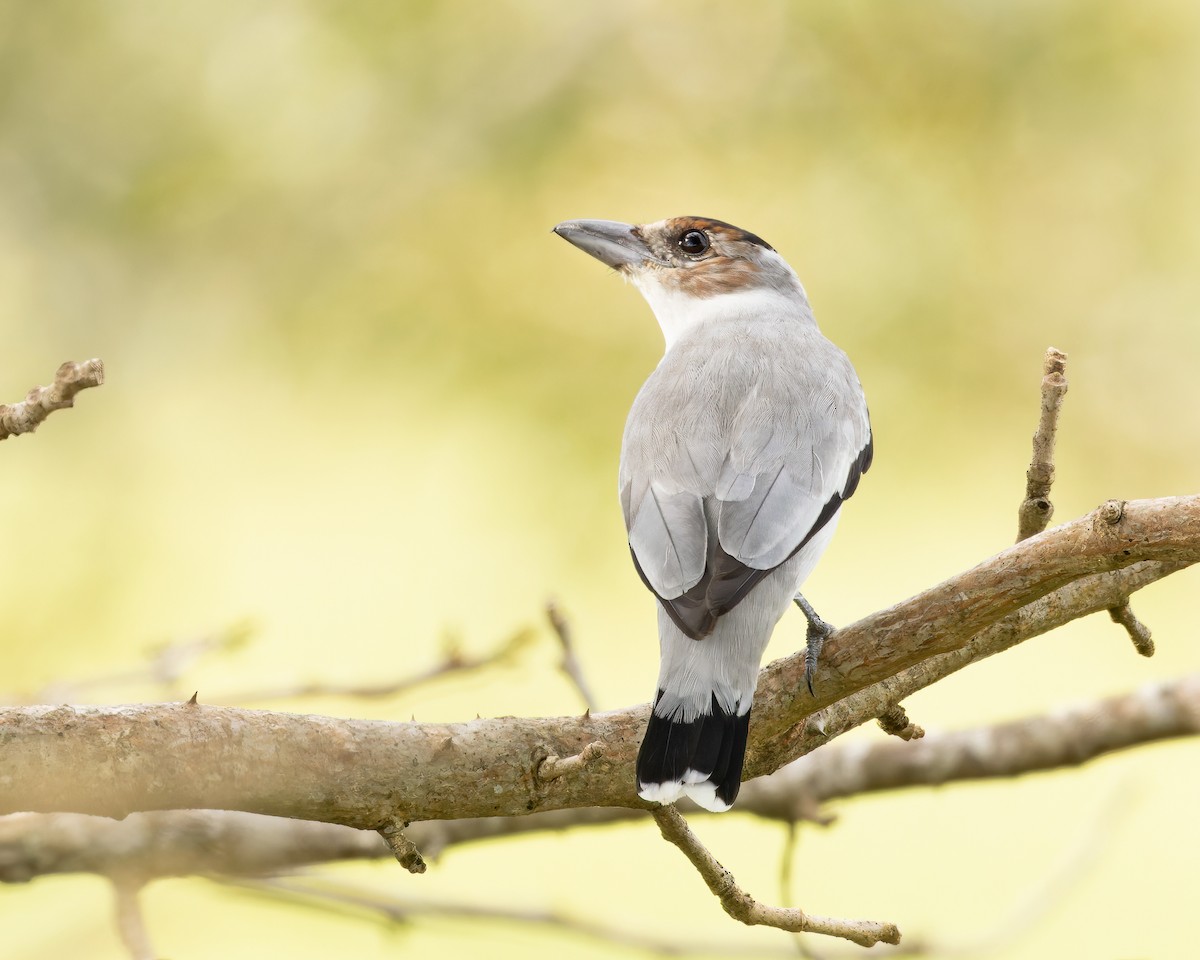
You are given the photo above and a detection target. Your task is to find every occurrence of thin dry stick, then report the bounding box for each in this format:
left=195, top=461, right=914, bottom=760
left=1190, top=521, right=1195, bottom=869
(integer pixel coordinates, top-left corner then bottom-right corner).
left=215, top=628, right=536, bottom=704
left=651, top=806, right=900, bottom=947
left=538, top=741, right=606, bottom=782
left=14, top=622, right=255, bottom=706
left=546, top=601, right=598, bottom=711
left=1012, top=351, right=1152, bottom=657
left=876, top=704, right=924, bottom=741
left=868, top=348, right=1066, bottom=752
left=774, top=824, right=822, bottom=960
left=1109, top=603, right=1154, bottom=657
left=232, top=876, right=812, bottom=959
left=0, top=359, right=105, bottom=441
left=113, top=882, right=154, bottom=960
left=935, top=783, right=1130, bottom=957
left=1016, top=347, right=1068, bottom=542
left=379, top=819, right=426, bottom=875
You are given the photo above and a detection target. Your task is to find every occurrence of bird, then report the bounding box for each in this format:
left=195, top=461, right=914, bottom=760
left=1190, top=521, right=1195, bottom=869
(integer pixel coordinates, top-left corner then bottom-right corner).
left=553, top=216, right=872, bottom=812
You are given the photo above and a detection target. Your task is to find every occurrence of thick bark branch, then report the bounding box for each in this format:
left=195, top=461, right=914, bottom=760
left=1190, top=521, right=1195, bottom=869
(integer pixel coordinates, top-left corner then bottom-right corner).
left=753, top=559, right=1187, bottom=766
left=4, top=673, right=1198, bottom=882
left=0, top=811, right=384, bottom=882
left=1, top=496, right=1196, bottom=825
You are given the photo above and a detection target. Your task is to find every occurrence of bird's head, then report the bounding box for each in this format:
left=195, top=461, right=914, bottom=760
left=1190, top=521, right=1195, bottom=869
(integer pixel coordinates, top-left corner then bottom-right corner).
left=553, top=216, right=809, bottom=347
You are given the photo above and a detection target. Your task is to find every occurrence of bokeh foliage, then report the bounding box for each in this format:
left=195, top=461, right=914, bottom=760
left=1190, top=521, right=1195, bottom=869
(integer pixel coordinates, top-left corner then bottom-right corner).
left=2, top=1, right=1197, bottom=957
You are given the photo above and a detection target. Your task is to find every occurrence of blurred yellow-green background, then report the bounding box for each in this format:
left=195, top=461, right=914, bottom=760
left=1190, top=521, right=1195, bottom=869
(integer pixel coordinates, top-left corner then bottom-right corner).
left=3, top=1, right=1198, bottom=957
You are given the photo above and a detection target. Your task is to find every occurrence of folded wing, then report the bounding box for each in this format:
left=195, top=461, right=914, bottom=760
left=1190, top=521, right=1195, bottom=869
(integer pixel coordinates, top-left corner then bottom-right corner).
left=622, top=345, right=872, bottom=640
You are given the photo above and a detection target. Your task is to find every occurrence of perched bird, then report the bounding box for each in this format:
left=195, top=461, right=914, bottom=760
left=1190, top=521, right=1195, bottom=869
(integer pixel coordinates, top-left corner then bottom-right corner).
left=554, top=217, right=872, bottom=812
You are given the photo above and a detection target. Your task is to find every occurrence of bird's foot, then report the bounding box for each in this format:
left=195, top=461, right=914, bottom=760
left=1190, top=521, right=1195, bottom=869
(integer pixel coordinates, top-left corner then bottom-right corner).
left=793, top=593, right=835, bottom=696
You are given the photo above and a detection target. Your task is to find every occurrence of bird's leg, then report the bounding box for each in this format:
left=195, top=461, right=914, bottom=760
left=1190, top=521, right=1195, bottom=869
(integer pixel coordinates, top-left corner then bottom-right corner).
left=793, top=593, right=834, bottom=696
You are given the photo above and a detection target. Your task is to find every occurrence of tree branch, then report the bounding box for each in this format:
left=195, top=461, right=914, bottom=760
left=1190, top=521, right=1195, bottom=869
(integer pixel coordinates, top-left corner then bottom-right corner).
left=232, top=876, right=823, bottom=958
left=1109, top=602, right=1154, bottom=657
left=3, top=672, right=1197, bottom=885
left=0, top=810, right=384, bottom=882
left=652, top=806, right=900, bottom=946
left=546, top=601, right=598, bottom=711
left=215, top=627, right=536, bottom=704
left=1017, top=347, right=1068, bottom=541
left=1007, top=351, right=1155, bottom=676
left=753, top=558, right=1185, bottom=767
left=113, top=883, right=154, bottom=960
left=3, top=621, right=255, bottom=706
left=0, top=359, right=104, bottom=442
left=1, top=497, right=1196, bottom=824
left=875, top=704, right=924, bottom=741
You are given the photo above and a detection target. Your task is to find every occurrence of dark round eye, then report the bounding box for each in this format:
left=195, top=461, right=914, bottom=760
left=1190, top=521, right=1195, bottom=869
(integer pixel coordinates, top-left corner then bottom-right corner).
left=678, top=230, right=710, bottom=256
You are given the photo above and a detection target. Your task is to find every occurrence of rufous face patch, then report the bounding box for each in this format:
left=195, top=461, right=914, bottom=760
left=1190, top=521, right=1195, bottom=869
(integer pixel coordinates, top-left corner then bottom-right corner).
left=632, top=217, right=792, bottom=297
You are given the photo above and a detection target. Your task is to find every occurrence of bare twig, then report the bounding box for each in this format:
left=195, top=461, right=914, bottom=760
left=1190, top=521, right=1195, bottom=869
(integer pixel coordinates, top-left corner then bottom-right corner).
left=11, top=622, right=255, bottom=706
left=1091, top=501, right=1157, bottom=656
left=876, top=704, right=925, bottom=741
left=776, top=823, right=820, bottom=959
left=113, top=882, right=154, bottom=960
left=1010, top=353, right=1154, bottom=655
left=5, top=621, right=531, bottom=709
left=217, top=627, right=535, bottom=704
left=1109, top=603, right=1154, bottom=656
left=1016, top=347, right=1068, bottom=541
left=922, top=782, right=1131, bottom=958
left=538, top=741, right=605, bottom=782
left=0, top=359, right=105, bottom=441
left=546, top=601, right=598, bottom=711
left=231, top=876, right=813, bottom=958
left=651, top=805, right=900, bottom=946
left=379, top=819, right=426, bottom=874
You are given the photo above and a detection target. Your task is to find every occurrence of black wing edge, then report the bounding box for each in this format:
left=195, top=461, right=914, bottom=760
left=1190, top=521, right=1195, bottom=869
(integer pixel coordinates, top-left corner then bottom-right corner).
left=633, top=432, right=874, bottom=641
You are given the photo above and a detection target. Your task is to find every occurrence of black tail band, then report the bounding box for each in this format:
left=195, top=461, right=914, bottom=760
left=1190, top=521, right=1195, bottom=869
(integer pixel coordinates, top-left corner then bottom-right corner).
left=636, top=692, right=750, bottom=808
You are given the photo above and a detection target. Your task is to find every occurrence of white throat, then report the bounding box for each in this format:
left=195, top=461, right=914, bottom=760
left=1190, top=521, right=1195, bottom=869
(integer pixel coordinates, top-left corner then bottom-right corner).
left=629, top=280, right=810, bottom=352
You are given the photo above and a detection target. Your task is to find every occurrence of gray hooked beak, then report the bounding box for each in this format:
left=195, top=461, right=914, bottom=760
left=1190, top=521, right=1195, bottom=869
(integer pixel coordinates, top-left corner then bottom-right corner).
left=553, top=219, right=665, bottom=270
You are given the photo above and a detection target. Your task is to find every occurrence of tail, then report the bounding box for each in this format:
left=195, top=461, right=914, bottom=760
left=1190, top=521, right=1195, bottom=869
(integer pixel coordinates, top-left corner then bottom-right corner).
left=636, top=692, right=751, bottom=813
left=634, top=542, right=822, bottom=813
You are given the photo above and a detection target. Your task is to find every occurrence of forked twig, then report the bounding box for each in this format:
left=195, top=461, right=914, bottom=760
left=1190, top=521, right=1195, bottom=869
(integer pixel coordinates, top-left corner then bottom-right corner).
left=651, top=806, right=900, bottom=947
left=1012, top=349, right=1154, bottom=656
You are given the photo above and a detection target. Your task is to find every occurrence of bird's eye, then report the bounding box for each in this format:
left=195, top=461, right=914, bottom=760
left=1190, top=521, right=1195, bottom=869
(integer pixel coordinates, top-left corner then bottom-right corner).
left=678, top=230, right=710, bottom=256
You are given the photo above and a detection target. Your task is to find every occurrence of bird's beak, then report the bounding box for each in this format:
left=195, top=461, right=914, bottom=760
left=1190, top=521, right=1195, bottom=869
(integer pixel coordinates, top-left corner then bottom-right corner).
left=553, top=219, right=665, bottom=270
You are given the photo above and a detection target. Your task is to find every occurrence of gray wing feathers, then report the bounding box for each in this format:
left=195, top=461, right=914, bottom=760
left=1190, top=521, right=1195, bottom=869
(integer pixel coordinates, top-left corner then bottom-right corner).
left=718, top=463, right=815, bottom=568
left=717, top=377, right=868, bottom=568
left=621, top=316, right=869, bottom=603
left=627, top=485, right=707, bottom=599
